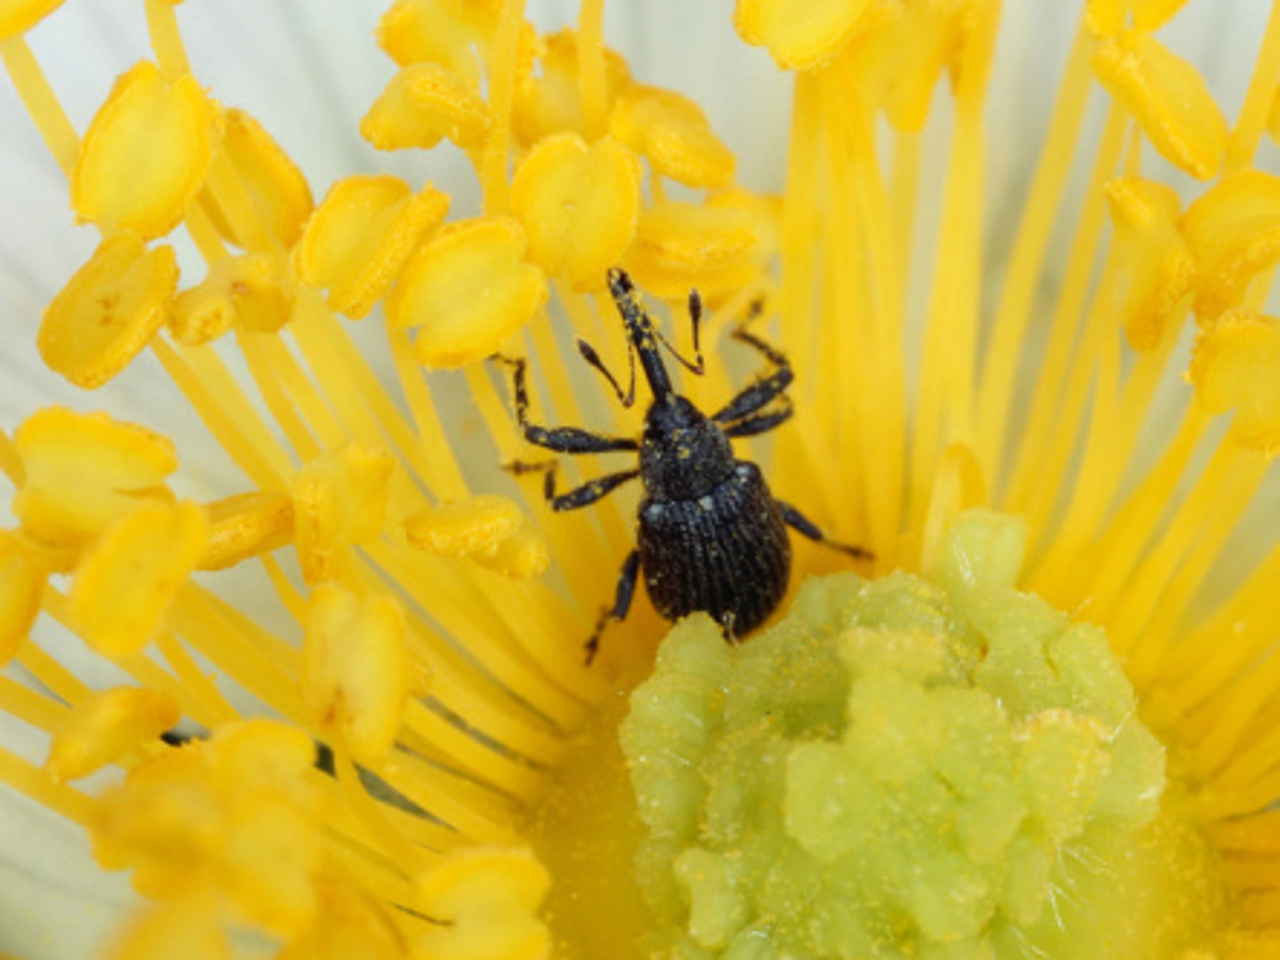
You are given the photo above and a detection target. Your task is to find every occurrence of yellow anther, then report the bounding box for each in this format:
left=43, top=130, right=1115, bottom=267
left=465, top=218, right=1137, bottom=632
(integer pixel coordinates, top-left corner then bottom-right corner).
left=404, top=493, right=523, bottom=558
left=1181, top=170, right=1280, bottom=322
left=220, top=792, right=323, bottom=936
left=292, top=444, right=395, bottom=584
left=414, top=847, right=551, bottom=960
left=734, top=0, right=873, bottom=71
left=303, top=584, right=411, bottom=765
left=625, top=199, right=763, bottom=302
left=38, top=231, right=178, bottom=388
left=387, top=217, right=548, bottom=368
left=1091, top=29, right=1227, bottom=181
left=199, top=491, right=294, bottom=571
left=1188, top=310, right=1280, bottom=457
left=376, top=0, right=503, bottom=89
left=91, top=747, right=219, bottom=885
left=13, top=407, right=177, bottom=547
left=204, top=108, right=314, bottom=250
left=71, top=60, right=219, bottom=238
left=293, top=174, right=449, bottom=320
left=362, top=62, right=492, bottom=152
left=206, top=718, right=318, bottom=800
left=0, top=529, right=46, bottom=664
left=474, top=528, right=550, bottom=581
left=0, top=0, right=64, bottom=39
left=511, top=133, right=641, bottom=291
left=69, top=500, right=208, bottom=658
left=610, top=84, right=735, bottom=189
left=45, top=686, right=182, bottom=782
left=171, top=251, right=296, bottom=345
left=1104, top=176, right=1196, bottom=350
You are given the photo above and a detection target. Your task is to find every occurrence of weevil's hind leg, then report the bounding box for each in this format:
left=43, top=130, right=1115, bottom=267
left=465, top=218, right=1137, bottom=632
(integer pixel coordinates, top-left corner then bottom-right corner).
left=508, top=460, right=640, bottom=512
left=777, top=500, right=874, bottom=561
left=585, top=549, right=641, bottom=664
left=497, top=355, right=638, bottom=454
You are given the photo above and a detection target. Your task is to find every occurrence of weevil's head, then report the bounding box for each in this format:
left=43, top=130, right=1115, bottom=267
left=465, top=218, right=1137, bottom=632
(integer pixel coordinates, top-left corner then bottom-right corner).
left=640, top=395, right=735, bottom=502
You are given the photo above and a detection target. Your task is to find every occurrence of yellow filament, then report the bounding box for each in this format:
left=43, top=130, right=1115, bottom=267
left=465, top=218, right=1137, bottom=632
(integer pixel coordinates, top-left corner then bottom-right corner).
left=0, top=745, right=94, bottom=825
left=151, top=338, right=293, bottom=491
left=143, top=0, right=191, bottom=79
left=0, top=672, right=67, bottom=734
left=0, top=36, right=79, bottom=176
left=480, top=0, right=526, bottom=215
left=1003, top=108, right=1128, bottom=513
left=577, top=0, right=608, bottom=139
left=15, top=642, right=90, bottom=706
left=155, top=632, right=240, bottom=727
left=1225, top=0, right=1280, bottom=174
left=975, top=25, right=1094, bottom=471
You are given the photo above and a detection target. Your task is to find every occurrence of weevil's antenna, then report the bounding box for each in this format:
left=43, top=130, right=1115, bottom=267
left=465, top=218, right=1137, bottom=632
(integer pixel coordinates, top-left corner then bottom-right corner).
left=606, top=267, right=704, bottom=404
left=577, top=337, right=636, bottom=408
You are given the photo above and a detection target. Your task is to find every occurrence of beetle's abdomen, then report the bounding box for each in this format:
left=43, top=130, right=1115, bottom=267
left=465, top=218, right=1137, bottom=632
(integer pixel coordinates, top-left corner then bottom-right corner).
left=638, top=462, right=790, bottom=637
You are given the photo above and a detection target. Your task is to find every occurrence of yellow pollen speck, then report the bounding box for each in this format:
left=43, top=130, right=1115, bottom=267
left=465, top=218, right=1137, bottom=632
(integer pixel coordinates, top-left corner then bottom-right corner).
left=291, top=443, right=395, bottom=584
left=610, top=84, right=735, bottom=189
left=1091, top=29, right=1228, bottom=181
left=404, top=493, right=523, bottom=557
left=171, top=251, right=296, bottom=344
left=302, top=584, right=411, bottom=765
left=1188, top=309, right=1280, bottom=457
left=1105, top=176, right=1196, bottom=350
left=511, top=132, right=641, bottom=291
left=625, top=198, right=763, bottom=302
left=293, top=174, right=449, bottom=320
left=68, top=500, right=209, bottom=658
left=0, top=529, right=47, bottom=663
left=38, top=231, right=178, bottom=388
left=1181, top=169, right=1280, bottom=322
left=12, top=406, right=177, bottom=548
left=199, top=491, right=293, bottom=571
left=0, top=0, right=65, bottom=39
left=362, top=62, right=492, bottom=152
left=386, top=216, right=548, bottom=368
left=203, top=107, right=314, bottom=250
left=376, top=0, right=502, bottom=89
left=414, top=846, right=551, bottom=960
left=734, top=0, right=873, bottom=71
left=45, top=686, right=182, bottom=782
left=71, top=60, right=219, bottom=238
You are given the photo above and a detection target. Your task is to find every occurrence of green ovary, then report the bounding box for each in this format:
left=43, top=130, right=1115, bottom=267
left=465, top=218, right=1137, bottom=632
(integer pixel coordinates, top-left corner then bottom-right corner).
left=619, top=510, right=1229, bottom=958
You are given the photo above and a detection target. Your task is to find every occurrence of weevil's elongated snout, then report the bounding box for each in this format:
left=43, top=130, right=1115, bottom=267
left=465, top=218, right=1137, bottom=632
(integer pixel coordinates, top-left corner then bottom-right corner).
left=607, top=267, right=676, bottom=404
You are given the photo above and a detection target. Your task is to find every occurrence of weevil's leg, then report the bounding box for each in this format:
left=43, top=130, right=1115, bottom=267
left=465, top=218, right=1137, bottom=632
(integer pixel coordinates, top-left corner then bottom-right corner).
left=711, top=327, right=794, bottom=424
left=585, top=549, right=641, bottom=664
left=777, top=500, right=874, bottom=560
left=498, top=355, right=638, bottom=454
left=507, top=461, right=640, bottom=511
left=721, top=397, right=793, bottom=438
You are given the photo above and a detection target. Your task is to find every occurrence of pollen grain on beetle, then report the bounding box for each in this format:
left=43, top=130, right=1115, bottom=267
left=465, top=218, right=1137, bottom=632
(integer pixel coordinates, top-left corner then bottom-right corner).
left=1, top=1, right=1280, bottom=958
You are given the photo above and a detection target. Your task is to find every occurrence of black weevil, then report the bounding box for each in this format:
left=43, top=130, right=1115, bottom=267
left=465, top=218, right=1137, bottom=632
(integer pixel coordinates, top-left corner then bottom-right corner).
left=503, top=267, right=870, bottom=662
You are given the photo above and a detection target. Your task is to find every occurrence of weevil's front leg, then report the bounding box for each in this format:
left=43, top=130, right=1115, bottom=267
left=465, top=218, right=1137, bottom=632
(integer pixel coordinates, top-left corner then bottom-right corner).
left=712, top=325, right=794, bottom=425
left=777, top=500, right=874, bottom=560
left=584, top=549, right=641, bottom=664
left=499, top=355, right=638, bottom=454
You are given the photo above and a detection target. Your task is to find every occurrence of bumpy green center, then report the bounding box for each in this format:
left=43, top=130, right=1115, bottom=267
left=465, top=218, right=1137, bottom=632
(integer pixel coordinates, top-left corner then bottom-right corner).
left=620, top=510, right=1225, bottom=958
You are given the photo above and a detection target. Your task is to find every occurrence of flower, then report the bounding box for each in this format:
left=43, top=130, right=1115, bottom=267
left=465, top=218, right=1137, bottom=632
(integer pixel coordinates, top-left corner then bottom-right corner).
left=2, top=0, right=1280, bottom=957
